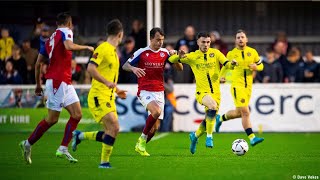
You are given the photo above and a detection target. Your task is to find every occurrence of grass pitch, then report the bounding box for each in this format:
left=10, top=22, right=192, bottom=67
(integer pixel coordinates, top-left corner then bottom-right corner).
left=0, top=132, right=319, bottom=180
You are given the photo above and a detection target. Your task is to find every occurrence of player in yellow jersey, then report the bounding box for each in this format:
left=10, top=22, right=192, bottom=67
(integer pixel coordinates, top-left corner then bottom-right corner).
left=71, top=19, right=127, bottom=168
left=216, top=29, right=264, bottom=146
left=169, top=32, right=236, bottom=154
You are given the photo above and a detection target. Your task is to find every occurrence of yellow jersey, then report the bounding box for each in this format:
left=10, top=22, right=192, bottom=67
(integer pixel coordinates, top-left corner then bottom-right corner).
left=227, top=46, right=262, bottom=88
left=88, top=42, right=119, bottom=100
left=169, top=48, right=228, bottom=94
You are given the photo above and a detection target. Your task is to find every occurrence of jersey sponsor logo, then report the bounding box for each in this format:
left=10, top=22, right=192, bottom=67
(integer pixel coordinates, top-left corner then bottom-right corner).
left=92, top=53, right=99, bottom=59
left=209, top=53, right=215, bottom=58
left=145, top=62, right=164, bottom=68
left=247, top=52, right=251, bottom=57
left=160, top=52, right=165, bottom=57
left=195, top=62, right=214, bottom=70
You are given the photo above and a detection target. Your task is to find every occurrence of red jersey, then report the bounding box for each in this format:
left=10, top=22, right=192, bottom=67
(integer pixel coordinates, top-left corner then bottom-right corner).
left=128, top=47, right=170, bottom=92
left=40, top=27, right=73, bottom=84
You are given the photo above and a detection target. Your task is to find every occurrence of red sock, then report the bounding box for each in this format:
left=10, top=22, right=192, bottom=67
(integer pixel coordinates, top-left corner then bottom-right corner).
left=28, top=119, right=51, bottom=145
left=61, top=117, right=80, bottom=146
left=142, top=114, right=157, bottom=135
left=146, top=131, right=155, bottom=143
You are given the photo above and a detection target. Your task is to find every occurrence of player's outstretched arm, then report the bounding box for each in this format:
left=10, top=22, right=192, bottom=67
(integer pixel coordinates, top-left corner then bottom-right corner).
left=63, top=40, right=94, bottom=52
left=34, top=54, right=47, bottom=96
left=122, top=61, right=146, bottom=78
left=87, top=63, right=116, bottom=88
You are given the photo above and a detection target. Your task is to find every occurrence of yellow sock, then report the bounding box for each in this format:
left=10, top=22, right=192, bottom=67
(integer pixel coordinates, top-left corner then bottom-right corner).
left=83, top=131, right=99, bottom=141
left=101, top=143, right=113, bottom=163
left=206, top=119, right=215, bottom=136
left=248, top=133, right=255, bottom=141
left=195, top=122, right=206, bottom=138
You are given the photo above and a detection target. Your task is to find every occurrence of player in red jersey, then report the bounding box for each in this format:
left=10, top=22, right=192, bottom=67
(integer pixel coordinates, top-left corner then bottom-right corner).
left=123, top=27, right=182, bottom=156
left=19, top=12, right=94, bottom=164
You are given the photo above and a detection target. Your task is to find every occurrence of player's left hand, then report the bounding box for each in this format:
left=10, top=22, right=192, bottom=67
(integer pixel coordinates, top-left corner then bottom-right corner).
left=248, top=63, right=257, bottom=70
left=116, top=89, right=127, bottom=99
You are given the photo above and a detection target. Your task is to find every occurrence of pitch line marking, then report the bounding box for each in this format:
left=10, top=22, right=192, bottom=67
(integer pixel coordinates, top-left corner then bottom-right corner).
left=151, top=133, right=170, bottom=141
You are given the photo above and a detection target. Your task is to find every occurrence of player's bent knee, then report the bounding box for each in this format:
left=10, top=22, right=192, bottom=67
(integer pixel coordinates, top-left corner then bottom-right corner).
left=72, top=113, right=82, bottom=121
left=240, top=110, right=250, bottom=117
left=151, top=109, right=161, bottom=119
left=207, top=109, right=217, bottom=118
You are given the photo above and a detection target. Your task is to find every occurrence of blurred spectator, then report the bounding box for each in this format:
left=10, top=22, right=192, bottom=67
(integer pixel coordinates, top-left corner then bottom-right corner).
left=303, top=50, right=319, bottom=82
left=0, top=60, right=23, bottom=84
left=129, top=19, right=147, bottom=50
left=172, top=45, right=194, bottom=83
left=119, top=37, right=137, bottom=83
left=0, top=28, right=15, bottom=62
left=283, top=48, right=304, bottom=82
left=210, top=31, right=228, bottom=55
left=271, top=31, right=292, bottom=56
left=30, top=17, right=45, bottom=49
left=71, top=59, right=83, bottom=84
left=7, top=45, right=28, bottom=83
left=13, top=89, right=23, bottom=108
left=21, top=39, right=38, bottom=84
left=255, top=48, right=283, bottom=83
left=175, top=25, right=198, bottom=52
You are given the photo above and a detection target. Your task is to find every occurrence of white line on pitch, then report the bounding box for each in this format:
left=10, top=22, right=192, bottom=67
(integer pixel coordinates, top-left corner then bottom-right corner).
left=151, top=133, right=170, bottom=141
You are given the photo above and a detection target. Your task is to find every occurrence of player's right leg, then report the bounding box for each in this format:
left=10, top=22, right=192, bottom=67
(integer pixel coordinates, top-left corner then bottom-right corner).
left=55, top=83, right=81, bottom=163
left=239, top=106, right=264, bottom=146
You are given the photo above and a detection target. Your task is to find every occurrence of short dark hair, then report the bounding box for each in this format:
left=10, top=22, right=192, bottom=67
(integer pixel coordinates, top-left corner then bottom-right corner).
left=107, top=19, right=123, bottom=36
left=236, top=29, right=247, bottom=36
left=56, top=12, right=72, bottom=26
left=197, top=32, right=210, bottom=39
left=150, top=27, right=164, bottom=39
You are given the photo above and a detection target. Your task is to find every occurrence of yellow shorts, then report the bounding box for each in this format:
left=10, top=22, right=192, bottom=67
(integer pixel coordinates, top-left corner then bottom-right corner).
left=88, top=95, right=117, bottom=123
left=231, top=86, right=251, bottom=107
left=195, top=92, right=220, bottom=112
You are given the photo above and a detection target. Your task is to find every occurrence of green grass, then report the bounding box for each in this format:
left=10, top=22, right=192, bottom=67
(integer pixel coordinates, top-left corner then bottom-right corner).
left=1, top=132, right=320, bottom=180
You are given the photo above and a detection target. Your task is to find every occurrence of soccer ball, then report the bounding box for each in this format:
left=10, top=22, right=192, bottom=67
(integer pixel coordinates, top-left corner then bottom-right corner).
left=231, top=139, right=249, bottom=156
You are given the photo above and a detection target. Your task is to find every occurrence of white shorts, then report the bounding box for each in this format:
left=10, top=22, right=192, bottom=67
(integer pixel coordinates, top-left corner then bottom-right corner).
left=138, top=90, right=165, bottom=120
left=45, top=79, right=79, bottom=112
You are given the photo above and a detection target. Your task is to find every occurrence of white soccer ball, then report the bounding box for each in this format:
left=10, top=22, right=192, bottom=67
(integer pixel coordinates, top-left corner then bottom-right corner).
left=231, top=139, right=249, bottom=156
